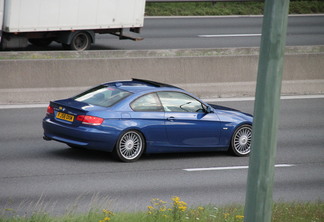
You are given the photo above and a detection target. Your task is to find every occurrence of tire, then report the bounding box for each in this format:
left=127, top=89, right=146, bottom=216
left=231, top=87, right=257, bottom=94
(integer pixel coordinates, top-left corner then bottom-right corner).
left=114, top=130, right=145, bottom=162
left=69, top=32, right=91, bottom=51
left=230, top=124, right=252, bottom=156
left=28, top=38, right=53, bottom=47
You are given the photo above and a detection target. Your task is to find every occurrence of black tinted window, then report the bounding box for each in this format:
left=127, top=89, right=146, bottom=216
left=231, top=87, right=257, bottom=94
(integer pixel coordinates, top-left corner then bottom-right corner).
left=131, top=93, right=163, bottom=112
left=74, top=85, right=132, bottom=107
left=157, top=91, right=205, bottom=113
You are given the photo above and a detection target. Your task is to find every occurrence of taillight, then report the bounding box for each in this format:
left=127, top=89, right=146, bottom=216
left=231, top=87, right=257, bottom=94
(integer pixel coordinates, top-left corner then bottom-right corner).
left=76, top=115, right=104, bottom=126
left=47, top=105, right=54, bottom=115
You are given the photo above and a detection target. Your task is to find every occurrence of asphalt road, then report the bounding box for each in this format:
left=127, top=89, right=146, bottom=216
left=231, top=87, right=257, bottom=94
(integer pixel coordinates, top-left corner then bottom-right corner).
left=0, top=97, right=323, bottom=215
left=23, top=15, right=324, bottom=51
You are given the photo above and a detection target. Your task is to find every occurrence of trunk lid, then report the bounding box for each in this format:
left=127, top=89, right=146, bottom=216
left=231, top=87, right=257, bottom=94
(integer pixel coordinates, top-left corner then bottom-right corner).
left=50, top=98, right=107, bottom=126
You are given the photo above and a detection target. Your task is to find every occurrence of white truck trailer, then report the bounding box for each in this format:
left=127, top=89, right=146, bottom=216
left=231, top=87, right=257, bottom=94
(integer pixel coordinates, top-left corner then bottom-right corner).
left=0, top=0, right=146, bottom=50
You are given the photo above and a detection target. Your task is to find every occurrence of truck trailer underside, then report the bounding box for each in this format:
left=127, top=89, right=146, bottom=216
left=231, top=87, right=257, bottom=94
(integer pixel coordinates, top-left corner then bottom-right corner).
left=0, top=0, right=145, bottom=50
left=0, top=28, right=143, bottom=51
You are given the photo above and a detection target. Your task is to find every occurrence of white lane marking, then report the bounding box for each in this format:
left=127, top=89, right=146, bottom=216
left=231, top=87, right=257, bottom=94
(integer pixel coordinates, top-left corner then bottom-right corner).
left=198, top=34, right=261, bottom=38
left=280, top=95, right=324, bottom=100
left=183, top=164, right=295, bottom=172
left=0, top=104, right=48, bottom=109
left=0, top=95, right=323, bottom=110
left=204, top=94, right=324, bottom=103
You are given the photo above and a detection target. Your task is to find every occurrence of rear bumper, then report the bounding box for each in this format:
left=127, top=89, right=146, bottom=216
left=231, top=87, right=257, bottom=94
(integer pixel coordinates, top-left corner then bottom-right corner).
left=42, top=118, right=118, bottom=152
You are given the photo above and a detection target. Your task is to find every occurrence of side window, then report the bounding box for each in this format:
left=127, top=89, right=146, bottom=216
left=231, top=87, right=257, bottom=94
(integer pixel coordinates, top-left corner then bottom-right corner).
left=157, top=91, right=205, bottom=113
left=131, top=93, right=163, bottom=112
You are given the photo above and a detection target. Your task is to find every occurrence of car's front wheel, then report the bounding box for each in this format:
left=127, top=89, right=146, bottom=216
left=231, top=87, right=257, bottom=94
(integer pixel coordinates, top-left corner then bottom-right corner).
left=230, top=124, right=252, bottom=156
left=114, top=130, right=145, bottom=162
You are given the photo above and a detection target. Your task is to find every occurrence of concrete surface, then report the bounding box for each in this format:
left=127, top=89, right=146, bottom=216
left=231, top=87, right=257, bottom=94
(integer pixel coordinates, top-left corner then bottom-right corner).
left=0, top=46, right=323, bottom=104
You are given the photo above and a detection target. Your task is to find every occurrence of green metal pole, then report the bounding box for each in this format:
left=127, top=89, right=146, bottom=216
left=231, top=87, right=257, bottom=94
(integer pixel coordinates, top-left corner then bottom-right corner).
left=244, top=0, right=290, bottom=222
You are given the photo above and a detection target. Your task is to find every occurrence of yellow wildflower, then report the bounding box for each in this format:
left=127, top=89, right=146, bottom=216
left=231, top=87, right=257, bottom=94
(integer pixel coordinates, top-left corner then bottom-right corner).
left=160, top=206, right=167, bottom=212
left=102, top=209, right=114, bottom=215
left=171, top=196, right=181, bottom=202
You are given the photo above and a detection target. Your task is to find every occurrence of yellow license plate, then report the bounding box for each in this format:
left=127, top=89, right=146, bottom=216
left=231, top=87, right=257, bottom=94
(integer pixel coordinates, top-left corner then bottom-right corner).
left=56, top=112, right=74, bottom=122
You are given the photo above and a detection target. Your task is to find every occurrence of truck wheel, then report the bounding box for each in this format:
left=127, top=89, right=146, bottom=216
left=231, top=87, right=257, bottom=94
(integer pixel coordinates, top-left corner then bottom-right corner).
left=69, top=32, right=91, bottom=51
left=28, top=38, right=53, bottom=47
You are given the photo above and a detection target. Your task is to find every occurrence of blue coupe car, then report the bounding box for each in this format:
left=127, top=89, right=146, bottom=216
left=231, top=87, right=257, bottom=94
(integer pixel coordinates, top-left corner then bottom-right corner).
left=43, top=79, right=253, bottom=162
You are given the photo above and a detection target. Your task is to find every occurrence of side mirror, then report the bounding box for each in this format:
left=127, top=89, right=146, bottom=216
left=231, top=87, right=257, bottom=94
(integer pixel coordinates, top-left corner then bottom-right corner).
left=206, top=106, right=214, bottom=113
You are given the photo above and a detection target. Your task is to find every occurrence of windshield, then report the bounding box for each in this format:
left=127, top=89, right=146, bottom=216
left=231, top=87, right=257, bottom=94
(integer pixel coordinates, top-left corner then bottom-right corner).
left=73, top=85, right=132, bottom=107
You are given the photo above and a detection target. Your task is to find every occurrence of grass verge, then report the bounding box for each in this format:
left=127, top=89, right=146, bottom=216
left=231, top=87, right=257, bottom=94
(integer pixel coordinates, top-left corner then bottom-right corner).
left=0, top=197, right=323, bottom=222
left=145, top=1, right=324, bottom=16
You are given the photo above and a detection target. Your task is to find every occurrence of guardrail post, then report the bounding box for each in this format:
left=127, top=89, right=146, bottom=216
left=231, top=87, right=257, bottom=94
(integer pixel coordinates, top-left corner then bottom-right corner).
left=244, top=0, right=290, bottom=222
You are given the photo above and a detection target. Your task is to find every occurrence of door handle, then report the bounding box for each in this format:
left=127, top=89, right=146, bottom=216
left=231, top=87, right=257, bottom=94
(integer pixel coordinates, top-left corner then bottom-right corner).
left=167, top=116, right=175, bottom=121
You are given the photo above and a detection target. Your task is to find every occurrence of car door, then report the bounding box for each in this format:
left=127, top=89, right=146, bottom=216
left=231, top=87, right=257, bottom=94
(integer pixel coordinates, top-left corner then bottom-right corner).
left=157, top=91, right=221, bottom=147
left=129, top=92, right=167, bottom=146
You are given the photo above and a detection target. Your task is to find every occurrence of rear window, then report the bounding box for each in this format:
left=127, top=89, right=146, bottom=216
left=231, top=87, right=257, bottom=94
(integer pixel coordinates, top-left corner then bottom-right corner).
left=73, top=85, right=132, bottom=107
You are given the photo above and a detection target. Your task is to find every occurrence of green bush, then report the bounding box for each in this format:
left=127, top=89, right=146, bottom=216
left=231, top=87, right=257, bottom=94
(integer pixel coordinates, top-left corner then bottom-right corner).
left=1, top=199, right=323, bottom=222
left=145, top=1, right=324, bottom=16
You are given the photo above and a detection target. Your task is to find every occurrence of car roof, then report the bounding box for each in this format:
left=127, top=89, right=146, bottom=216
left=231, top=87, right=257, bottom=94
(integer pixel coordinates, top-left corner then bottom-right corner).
left=104, top=78, right=183, bottom=94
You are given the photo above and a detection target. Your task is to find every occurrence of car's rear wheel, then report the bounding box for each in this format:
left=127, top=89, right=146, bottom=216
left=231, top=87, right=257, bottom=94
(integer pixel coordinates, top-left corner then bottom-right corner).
left=230, top=124, right=252, bottom=156
left=114, top=130, right=145, bottom=162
